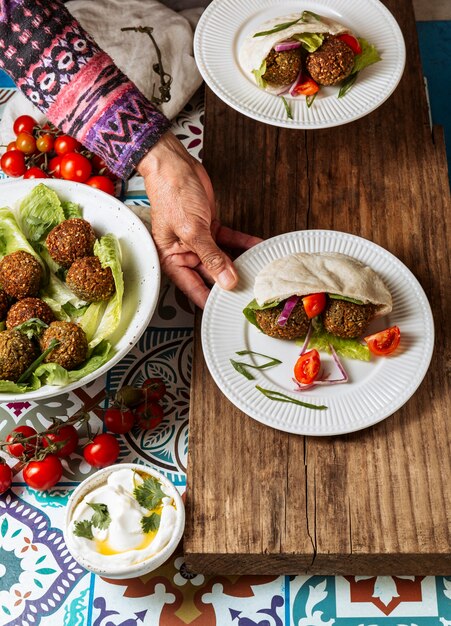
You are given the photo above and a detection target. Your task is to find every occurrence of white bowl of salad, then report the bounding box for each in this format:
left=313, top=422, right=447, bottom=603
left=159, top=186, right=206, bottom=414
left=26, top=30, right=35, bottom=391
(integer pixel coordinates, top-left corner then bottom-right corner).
left=0, top=178, right=160, bottom=401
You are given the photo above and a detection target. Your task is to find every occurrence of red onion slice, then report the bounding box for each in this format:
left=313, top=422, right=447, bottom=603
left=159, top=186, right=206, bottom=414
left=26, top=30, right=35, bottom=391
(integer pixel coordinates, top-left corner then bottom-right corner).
left=289, top=70, right=304, bottom=96
left=292, top=344, right=349, bottom=391
left=274, top=40, right=302, bottom=52
left=277, top=295, right=300, bottom=326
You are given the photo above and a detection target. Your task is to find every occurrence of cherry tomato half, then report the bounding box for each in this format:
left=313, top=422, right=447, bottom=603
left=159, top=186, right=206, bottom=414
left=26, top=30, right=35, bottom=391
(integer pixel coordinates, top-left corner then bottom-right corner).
left=42, top=424, right=79, bottom=458
left=142, top=377, right=166, bottom=402
left=60, top=152, right=92, bottom=182
left=23, top=455, right=63, bottom=491
left=48, top=155, right=63, bottom=178
left=83, top=433, right=119, bottom=468
left=13, top=114, right=37, bottom=136
left=54, top=135, right=81, bottom=155
left=103, top=407, right=135, bottom=434
left=15, top=131, right=37, bottom=155
left=36, top=133, right=54, bottom=153
left=303, top=293, right=326, bottom=318
left=337, top=33, right=362, bottom=55
left=0, top=462, right=13, bottom=494
left=294, top=349, right=321, bottom=385
left=292, top=77, right=319, bottom=96
left=23, top=166, right=49, bottom=179
left=135, top=402, right=164, bottom=430
left=6, top=425, right=38, bottom=458
left=364, top=326, right=401, bottom=356
left=86, top=175, right=115, bottom=195
left=1, top=150, right=26, bottom=177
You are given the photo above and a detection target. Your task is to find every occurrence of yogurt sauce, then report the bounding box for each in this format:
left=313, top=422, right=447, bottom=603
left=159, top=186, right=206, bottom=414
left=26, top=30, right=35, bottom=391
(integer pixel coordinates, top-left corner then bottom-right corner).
left=69, top=468, right=178, bottom=568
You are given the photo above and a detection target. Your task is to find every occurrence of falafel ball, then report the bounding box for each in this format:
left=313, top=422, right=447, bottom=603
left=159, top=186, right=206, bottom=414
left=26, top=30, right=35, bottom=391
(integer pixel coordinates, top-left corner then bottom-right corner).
left=66, top=256, right=115, bottom=302
left=323, top=299, right=376, bottom=338
left=46, top=218, right=96, bottom=267
left=0, top=288, right=11, bottom=321
left=255, top=299, right=310, bottom=340
left=39, top=321, right=88, bottom=370
left=6, top=297, right=56, bottom=330
left=0, top=329, right=38, bottom=382
left=262, top=47, right=302, bottom=86
left=0, top=250, right=42, bottom=299
left=305, top=36, right=355, bottom=86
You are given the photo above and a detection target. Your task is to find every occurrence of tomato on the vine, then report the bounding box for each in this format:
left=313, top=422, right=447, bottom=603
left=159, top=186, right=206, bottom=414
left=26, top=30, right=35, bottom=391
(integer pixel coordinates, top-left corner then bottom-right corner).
left=1, top=150, right=26, bottom=177
left=0, top=462, right=12, bottom=494
left=86, top=175, right=115, bottom=195
left=24, top=167, right=49, bottom=179
left=54, top=135, right=81, bottom=155
left=83, top=433, right=119, bottom=468
left=302, top=293, right=326, bottom=318
left=15, top=132, right=37, bottom=155
left=6, top=425, right=38, bottom=458
left=23, top=455, right=63, bottom=491
left=60, top=152, right=92, bottom=182
left=294, top=349, right=321, bottom=385
left=135, top=402, right=164, bottom=430
left=36, top=133, right=54, bottom=153
left=6, top=140, right=18, bottom=151
left=142, top=377, right=166, bottom=401
left=42, top=424, right=79, bottom=458
left=103, top=407, right=135, bottom=434
left=13, top=114, right=37, bottom=136
left=48, top=155, right=63, bottom=178
left=364, top=326, right=401, bottom=356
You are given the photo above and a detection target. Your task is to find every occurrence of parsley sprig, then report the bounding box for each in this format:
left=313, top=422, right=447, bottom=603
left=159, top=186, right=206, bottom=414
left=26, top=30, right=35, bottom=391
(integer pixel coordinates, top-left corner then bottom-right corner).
left=133, top=475, right=165, bottom=510
left=73, top=502, right=111, bottom=539
left=141, top=512, right=161, bottom=534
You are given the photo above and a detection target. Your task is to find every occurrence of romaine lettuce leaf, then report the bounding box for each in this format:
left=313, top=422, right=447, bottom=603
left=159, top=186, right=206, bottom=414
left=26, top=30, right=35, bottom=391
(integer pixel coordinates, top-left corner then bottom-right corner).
left=61, top=201, right=82, bottom=219
left=293, top=32, right=324, bottom=52
left=18, top=183, right=65, bottom=243
left=243, top=298, right=279, bottom=329
left=0, top=207, right=45, bottom=266
left=252, top=60, right=268, bottom=89
left=353, top=38, right=381, bottom=74
left=297, top=325, right=371, bottom=361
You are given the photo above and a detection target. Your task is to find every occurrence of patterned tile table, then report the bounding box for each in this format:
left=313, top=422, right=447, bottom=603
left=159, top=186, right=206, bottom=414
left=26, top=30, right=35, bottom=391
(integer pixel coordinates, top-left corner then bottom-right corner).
left=0, top=78, right=450, bottom=626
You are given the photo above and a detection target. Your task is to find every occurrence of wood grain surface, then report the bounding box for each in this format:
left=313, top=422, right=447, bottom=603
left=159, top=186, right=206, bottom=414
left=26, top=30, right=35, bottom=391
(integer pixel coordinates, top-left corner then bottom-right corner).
left=184, top=0, right=451, bottom=574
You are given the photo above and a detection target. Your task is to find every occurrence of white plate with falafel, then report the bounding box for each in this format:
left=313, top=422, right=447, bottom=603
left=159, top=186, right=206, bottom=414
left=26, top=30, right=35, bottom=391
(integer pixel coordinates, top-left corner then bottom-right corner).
left=194, top=0, right=406, bottom=128
left=0, top=179, right=160, bottom=401
left=201, top=230, right=434, bottom=436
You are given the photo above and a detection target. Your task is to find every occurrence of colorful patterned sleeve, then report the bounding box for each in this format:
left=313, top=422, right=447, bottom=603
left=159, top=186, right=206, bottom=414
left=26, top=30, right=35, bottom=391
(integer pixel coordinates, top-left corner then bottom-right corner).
left=0, top=0, right=172, bottom=178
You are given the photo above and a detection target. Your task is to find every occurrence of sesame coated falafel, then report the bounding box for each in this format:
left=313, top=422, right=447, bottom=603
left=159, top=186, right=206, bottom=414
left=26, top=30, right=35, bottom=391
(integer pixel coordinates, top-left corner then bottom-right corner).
left=66, top=256, right=115, bottom=302
left=305, top=36, right=355, bottom=86
left=40, top=321, right=88, bottom=370
left=0, top=250, right=43, bottom=299
left=255, top=300, right=310, bottom=340
left=6, top=298, right=56, bottom=330
left=322, top=299, right=376, bottom=338
left=0, top=289, right=10, bottom=321
left=0, top=329, right=38, bottom=382
left=46, top=218, right=96, bottom=267
left=262, top=47, right=302, bottom=86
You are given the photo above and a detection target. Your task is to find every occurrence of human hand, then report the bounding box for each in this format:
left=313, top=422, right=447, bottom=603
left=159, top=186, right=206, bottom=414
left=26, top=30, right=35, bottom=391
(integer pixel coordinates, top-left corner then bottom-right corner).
left=137, top=132, right=262, bottom=309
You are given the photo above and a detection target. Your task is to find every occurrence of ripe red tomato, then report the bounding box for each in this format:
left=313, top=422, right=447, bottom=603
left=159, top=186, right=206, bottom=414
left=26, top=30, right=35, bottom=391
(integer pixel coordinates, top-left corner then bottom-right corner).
left=15, top=131, right=37, bottom=155
left=303, top=293, right=326, bottom=318
left=23, top=455, right=63, bottom=491
left=48, top=154, right=63, bottom=178
left=1, top=150, right=26, bottom=177
left=337, top=33, right=362, bottom=55
left=364, top=326, right=401, bottom=356
left=142, top=377, right=166, bottom=401
left=23, top=167, right=49, bottom=179
left=103, top=407, right=135, bottom=434
left=36, top=133, right=54, bottom=153
left=42, top=424, right=79, bottom=458
left=294, top=349, right=321, bottom=385
left=83, top=433, right=119, bottom=468
left=54, top=135, right=81, bottom=155
left=13, top=114, right=37, bottom=136
left=292, top=77, right=319, bottom=96
left=135, top=402, right=164, bottom=430
left=60, top=152, right=92, bottom=182
left=86, top=175, right=115, bottom=195
left=6, top=140, right=18, bottom=151
left=6, top=425, right=38, bottom=458
left=0, top=462, right=12, bottom=494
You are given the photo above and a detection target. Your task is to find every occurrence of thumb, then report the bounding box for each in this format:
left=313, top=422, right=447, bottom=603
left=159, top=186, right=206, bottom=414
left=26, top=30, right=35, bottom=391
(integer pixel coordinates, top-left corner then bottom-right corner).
left=195, top=235, right=238, bottom=290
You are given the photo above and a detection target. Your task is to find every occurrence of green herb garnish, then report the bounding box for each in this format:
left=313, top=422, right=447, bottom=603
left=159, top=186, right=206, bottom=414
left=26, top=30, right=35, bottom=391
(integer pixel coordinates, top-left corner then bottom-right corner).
left=302, top=10, right=322, bottom=21
left=230, top=350, right=282, bottom=381
left=17, top=338, right=59, bottom=384
left=256, top=385, right=327, bottom=410
left=141, top=512, right=161, bottom=534
left=306, top=93, right=318, bottom=108
left=338, top=72, right=358, bottom=98
left=134, top=476, right=165, bottom=510
left=14, top=318, right=48, bottom=340
left=88, top=503, right=111, bottom=530
left=280, top=96, right=293, bottom=119
left=73, top=520, right=94, bottom=540
left=253, top=16, right=303, bottom=37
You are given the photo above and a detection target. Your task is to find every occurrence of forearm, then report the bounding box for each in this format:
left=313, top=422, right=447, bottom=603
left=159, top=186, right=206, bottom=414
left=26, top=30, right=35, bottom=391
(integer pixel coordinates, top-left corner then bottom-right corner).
left=0, top=0, right=171, bottom=178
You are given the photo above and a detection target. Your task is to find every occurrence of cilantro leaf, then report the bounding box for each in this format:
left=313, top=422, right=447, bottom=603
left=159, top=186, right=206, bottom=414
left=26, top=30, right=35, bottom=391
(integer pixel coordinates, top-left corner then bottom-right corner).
left=73, top=520, right=94, bottom=540
left=141, top=512, right=161, bottom=534
left=133, top=476, right=165, bottom=510
left=88, top=503, right=111, bottom=530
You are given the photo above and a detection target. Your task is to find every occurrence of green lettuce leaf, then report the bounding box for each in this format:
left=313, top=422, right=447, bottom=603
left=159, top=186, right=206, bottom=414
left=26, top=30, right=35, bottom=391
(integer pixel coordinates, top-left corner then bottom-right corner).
left=252, top=60, right=267, bottom=89
left=0, top=207, right=45, bottom=266
left=243, top=298, right=279, bottom=329
left=0, top=377, right=41, bottom=394
left=352, top=38, right=381, bottom=74
left=61, top=201, right=82, bottom=219
left=18, top=183, right=65, bottom=243
left=298, top=325, right=370, bottom=361
left=293, top=32, right=324, bottom=52
left=328, top=293, right=364, bottom=305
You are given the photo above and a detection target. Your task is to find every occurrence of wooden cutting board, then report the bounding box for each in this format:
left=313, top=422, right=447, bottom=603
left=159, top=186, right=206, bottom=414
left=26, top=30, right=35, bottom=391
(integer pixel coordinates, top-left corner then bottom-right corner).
left=184, top=0, right=451, bottom=574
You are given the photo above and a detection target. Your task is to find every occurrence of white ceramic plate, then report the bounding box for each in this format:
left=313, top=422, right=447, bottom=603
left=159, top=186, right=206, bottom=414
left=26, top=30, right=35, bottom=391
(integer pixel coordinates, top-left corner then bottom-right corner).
left=0, top=179, right=160, bottom=402
left=194, top=0, right=406, bottom=128
left=201, top=231, right=434, bottom=436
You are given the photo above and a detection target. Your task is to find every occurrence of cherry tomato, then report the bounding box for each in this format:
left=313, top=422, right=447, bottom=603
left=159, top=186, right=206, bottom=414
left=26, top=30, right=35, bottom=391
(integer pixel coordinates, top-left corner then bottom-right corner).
left=303, top=293, right=326, bottom=318
left=135, top=402, right=164, bottom=430
left=36, top=133, right=54, bottom=153
left=60, top=152, right=92, bottom=182
left=86, top=175, right=115, bottom=195
left=42, top=424, right=79, bottom=458
left=292, top=77, right=319, bottom=96
left=90, top=154, right=116, bottom=179
left=103, top=407, right=135, bottom=434
left=142, top=377, right=166, bottom=401
left=0, top=462, right=12, bottom=494
left=13, top=114, right=37, bottom=136
left=24, top=166, right=49, bottom=179
left=54, top=135, right=81, bottom=155
left=83, top=433, right=119, bottom=468
left=6, top=425, right=38, bottom=458
left=364, top=326, right=401, bottom=356
left=23, top=455, right=63, bottom=491
left=48, top=154, right=63, bottom=178
left=15, top=132, right=37, bottom=155
left=6, top=140, right=18, bottom=151
left=337, top=33, right=362, bottom=55
left=294, top=349, right=321, bottom=385
left=1, top=150, right=26, bottom=177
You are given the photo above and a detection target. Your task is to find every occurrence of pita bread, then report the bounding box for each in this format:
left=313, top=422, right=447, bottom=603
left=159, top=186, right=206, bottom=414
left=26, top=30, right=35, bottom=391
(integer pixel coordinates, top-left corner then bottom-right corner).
left=254, top=253, right=392, bottom=316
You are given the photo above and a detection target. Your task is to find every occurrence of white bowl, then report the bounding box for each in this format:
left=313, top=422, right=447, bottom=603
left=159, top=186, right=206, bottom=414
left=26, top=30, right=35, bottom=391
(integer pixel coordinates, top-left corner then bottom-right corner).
left=63, top=463, right=185, bottom=579
left=0, top=178, right=160, bottom=402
